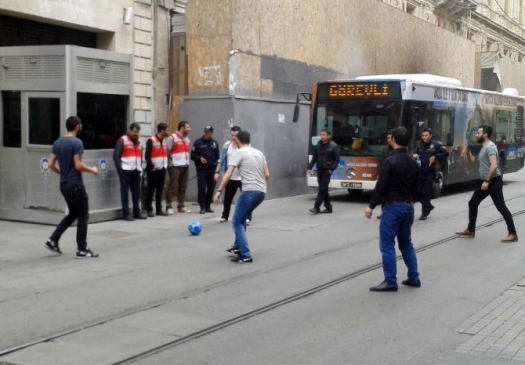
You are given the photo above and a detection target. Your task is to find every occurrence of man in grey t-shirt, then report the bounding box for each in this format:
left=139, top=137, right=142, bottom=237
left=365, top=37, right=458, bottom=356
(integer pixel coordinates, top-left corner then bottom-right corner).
left=455, top=125, right=517, bottom=242
left=214, top=130, right=270, bottom=263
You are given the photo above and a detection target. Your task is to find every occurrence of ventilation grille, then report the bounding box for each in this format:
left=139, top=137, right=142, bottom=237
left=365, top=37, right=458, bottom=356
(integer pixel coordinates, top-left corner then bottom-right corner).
left=0, top=56, right=64, bottom=80
left=77, top=58, right=130, bottom=85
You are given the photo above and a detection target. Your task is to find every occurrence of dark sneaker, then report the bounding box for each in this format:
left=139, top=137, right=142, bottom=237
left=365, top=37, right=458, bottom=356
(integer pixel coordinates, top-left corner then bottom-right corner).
left=377, top=214, right=382, bottom=220
left=226, top=247, right=240, bottom=255
left=419, top=214, right=428, bottom=221
left=45, top=239, right=62, bottom=255
left=156, top=210, right=169, bottom=216
left=134, top=213, right=148, bottom=219
left=231, top=255, right=253, bottom=263
left=199, top=209, right=206, bottom=214
left=123, top=215, right=135, bottom=221
left=76, top=248, right=99, bottom=258
left=320, top=209, right=332, bottom=214
left=206, top=208, right=214, bottom=213
left=402, top=278, right=421, bottom=288
left=309, top=208, right=320, bottom=214
left=455, top=230, right=475, bottom=238
left=147, top=211, right=155, bottom=218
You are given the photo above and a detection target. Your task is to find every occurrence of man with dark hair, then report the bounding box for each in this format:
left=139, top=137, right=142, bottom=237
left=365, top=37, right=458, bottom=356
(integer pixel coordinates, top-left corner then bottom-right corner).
left=413, top=127, right=449, bottom=220
left=145, top=122, right=170, bottom=217
left=214, top=130, right=270, bottom=263
left=365, top=126, right=421, bottom=292
left=191, top=126, right=220, bottom=214
left=456, top=125, right=518, bottom=242
left=215, top=126, right=251, bottom=224
left=307, top=128, right=340, bottom=214
left=113, top=122, right=147, bottom=221
left=165, top=120, right=191, bottom=214
left=45, top=116, right=99, bottom=258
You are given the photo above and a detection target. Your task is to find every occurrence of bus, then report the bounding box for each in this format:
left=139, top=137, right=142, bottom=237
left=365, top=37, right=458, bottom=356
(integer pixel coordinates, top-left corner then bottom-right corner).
left=294, top=74, right=525, bottom=197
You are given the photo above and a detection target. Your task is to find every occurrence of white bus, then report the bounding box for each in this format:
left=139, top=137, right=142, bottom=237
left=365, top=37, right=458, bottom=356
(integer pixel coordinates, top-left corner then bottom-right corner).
left=294, top=74, right=525, bottom=197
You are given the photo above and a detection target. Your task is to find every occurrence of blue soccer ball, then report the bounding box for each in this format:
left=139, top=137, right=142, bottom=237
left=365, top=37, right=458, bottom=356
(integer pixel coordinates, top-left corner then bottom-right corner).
left=188, top=221, right=202, bottom=236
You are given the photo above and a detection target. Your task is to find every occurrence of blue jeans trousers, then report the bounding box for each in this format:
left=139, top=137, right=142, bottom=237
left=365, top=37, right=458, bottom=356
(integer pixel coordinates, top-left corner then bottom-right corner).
left=232, top=191, right=265, bottom=258
left=379, top=202, right=419, bottom=284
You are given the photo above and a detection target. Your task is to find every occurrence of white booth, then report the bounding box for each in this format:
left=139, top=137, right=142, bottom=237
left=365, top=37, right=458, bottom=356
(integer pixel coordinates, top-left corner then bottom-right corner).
left=0, top=45, right=133, bottom=224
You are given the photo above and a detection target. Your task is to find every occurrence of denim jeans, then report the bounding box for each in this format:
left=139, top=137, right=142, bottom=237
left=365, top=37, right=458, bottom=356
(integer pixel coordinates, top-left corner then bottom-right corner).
left=467, top=176, right=516, bottom=235
left=232, top=190, right=265, bottom=258
left=379, top=202, right=419, bottom=284
left=50, top=181, right=89, bottom=251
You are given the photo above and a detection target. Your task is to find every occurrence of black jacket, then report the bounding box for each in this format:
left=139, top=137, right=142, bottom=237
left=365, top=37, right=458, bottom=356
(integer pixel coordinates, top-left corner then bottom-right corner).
left=190, top=137, right=220, bottom=170
left=308, top=140, right=340, bottom=171
left=415, top=139, right=449, bottom=174
left=369, top=148, right=419, bottom=209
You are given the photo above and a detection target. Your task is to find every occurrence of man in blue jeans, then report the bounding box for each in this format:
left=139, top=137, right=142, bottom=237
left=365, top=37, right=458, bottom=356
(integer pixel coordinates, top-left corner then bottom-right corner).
left=45, top=116, right=100, bottom=258
left=365, top=127, right=421, bottom=291
left=214, top=130, right=270, bottom=263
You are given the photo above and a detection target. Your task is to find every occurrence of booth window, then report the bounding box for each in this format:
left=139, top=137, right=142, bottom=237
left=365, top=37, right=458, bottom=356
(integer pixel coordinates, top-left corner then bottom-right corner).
left=28, top=98, right=60, bottom=145
left=77, top=93, right=128, bottom=150
left=2, top=91, right=21, bottom=148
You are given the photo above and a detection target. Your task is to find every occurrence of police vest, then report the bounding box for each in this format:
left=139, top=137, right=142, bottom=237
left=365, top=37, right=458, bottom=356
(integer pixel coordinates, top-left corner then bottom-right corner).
left=121, top=135, right=142, bottom=171
left=148, top=135, right=168, bottom=169
left=170, top=132, right=190, bottom=167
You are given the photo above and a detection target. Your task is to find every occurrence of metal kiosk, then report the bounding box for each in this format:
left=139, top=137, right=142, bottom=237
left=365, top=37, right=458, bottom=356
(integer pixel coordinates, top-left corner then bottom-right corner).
left=0, top=45, right=133, bottom=224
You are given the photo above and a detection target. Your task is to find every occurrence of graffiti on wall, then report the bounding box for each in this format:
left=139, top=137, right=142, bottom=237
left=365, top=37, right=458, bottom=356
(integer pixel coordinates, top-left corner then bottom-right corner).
left=196, top=65, right=222, bottom=87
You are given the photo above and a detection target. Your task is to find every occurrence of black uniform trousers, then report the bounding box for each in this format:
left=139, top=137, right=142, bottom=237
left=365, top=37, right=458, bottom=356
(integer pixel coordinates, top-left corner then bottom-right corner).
left=314, top=168, right=332, bottom=211
left=197, top=169, right=217, bottom=210
left=146, top=168, right=166, bottom=213
left=119, top=170, right=141, bottom=217
left=418, top=171, right=435, bottom=215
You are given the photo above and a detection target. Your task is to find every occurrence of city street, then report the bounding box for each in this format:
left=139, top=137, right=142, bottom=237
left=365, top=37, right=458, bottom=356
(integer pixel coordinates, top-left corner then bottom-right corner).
left=2, top=170, right=525, bottom=365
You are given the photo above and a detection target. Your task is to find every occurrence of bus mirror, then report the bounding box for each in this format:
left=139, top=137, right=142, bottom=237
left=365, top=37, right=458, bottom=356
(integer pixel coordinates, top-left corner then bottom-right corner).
left=293, top=104, right=300, bottom=123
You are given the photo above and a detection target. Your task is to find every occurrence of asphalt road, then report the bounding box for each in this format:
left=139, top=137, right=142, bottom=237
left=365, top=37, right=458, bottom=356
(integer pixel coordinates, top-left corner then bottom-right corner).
left=2, top=170, right=525, bottom=364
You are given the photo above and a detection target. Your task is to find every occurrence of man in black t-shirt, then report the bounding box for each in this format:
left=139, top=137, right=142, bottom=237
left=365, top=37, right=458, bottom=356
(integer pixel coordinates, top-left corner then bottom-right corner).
left=45, top=116, right=100, bottom=258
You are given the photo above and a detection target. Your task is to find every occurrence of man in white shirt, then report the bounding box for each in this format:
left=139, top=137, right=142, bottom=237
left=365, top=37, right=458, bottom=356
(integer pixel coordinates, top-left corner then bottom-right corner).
left=214, top=131, right=270, bottom=263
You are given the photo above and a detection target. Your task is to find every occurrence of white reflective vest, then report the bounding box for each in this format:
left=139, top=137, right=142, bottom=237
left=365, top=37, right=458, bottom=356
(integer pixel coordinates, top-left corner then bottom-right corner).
left=121, top=135, right=143, bottom=171
left=170, top=132, right=190, bottom=167
left=148, top=135, right=168, bottom=169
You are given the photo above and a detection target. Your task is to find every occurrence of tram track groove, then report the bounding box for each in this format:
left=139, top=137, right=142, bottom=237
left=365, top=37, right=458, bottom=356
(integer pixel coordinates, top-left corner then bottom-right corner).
left=2, top=209, right=525, bottom=363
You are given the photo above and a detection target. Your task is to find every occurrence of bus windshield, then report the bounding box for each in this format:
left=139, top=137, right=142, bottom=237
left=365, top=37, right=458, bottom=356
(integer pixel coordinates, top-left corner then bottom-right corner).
left=311, top=100, right=403, bottom=157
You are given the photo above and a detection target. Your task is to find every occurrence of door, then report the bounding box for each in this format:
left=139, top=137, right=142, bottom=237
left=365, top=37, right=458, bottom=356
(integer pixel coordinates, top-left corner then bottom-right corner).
left=0, top=91, right=64, bottom=212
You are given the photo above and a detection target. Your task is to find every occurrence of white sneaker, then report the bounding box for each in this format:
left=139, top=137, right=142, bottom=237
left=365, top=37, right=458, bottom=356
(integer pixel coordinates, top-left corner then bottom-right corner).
left=178, top=207, right=191, bottom=213
left=166, top=208, right=174, bottom=215
left=246, top=219, right=251, bottom=226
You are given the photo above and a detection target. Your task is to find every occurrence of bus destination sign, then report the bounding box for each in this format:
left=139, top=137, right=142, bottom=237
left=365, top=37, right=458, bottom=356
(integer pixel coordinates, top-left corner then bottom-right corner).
left=317, top=81, right=401, bottom=100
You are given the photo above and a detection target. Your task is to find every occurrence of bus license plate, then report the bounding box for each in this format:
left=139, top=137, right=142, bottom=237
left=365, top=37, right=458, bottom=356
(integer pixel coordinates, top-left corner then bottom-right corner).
left=341, top=182, right=362, bottom=188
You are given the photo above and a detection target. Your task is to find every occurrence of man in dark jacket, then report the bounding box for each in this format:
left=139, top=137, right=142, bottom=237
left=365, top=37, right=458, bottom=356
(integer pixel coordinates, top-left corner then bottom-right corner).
left=191, top=125, right=220, bottom=214
left=307, top=128, right=340, bottom=214
left=365, top=126, right=420, bottom=292
left=413, top=127, right=449, bottom=220
left=376, top=130, right=394, bottom=220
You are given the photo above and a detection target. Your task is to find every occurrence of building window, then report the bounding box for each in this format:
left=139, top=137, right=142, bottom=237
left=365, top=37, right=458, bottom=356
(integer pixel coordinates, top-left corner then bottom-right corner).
left=2, top=91, right=21, bottom=148
left=28, top=98, right=60, bottom=145
left=76, top=93, right=128, bottom=150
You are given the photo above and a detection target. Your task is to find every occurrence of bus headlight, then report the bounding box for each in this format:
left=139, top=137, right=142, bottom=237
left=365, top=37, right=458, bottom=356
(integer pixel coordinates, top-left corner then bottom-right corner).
left=347, top=168, right=357, bottom=180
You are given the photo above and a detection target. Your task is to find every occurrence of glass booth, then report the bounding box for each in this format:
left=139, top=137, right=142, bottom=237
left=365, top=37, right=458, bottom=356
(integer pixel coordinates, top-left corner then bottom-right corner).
left=0, top=45, right=133, bottom=224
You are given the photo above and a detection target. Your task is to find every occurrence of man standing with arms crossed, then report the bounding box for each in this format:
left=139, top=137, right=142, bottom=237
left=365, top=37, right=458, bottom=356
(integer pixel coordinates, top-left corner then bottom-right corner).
left=45, top=116, right=99, bottom=258
left=307, top=128, right=339, bottom=214
left=365, top=127, right=421, bottom=292
left=165, top=121, right=192, bottom=214
left=455, top=125, right=518, bottom=242
left=214, top=130, right=270, bottom=263
left=145, top=122, right=170, bottom=217
left=113, top=122, right=147, bottom=221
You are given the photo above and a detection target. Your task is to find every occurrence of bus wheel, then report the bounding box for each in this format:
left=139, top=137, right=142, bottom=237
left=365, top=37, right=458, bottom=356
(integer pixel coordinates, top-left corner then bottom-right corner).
left=432, top=171, right=444, bottom=199
left=347, top=189, right=363, bottom=198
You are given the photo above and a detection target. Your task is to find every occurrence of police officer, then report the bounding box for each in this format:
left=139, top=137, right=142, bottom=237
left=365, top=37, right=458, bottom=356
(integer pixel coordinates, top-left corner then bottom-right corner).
left=413, top=127, right=449, bottom=220
left=191, top=126, right=220, bottom=214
